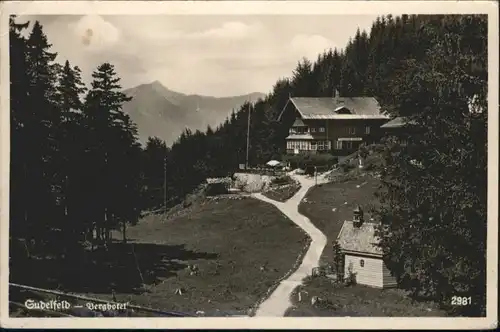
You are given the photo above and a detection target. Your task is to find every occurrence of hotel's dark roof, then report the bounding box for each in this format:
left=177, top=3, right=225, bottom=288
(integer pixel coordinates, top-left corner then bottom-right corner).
left=278, top=97, right=389, bottom=120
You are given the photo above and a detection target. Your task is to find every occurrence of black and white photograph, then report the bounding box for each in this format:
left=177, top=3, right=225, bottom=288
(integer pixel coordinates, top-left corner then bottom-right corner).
left=0, top=1, right=498, bottom=329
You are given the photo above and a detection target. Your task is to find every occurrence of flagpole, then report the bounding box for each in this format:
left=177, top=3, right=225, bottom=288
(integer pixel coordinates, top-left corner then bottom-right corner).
left=163, top=155, right=167, bottom=211
left=245, top=104, right=252, bottom=169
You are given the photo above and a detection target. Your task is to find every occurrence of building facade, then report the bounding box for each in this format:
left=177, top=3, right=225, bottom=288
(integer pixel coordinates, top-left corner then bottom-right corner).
left=278, top=93, right=390, bottom=156
left=336, top=207, right=397, bottom=289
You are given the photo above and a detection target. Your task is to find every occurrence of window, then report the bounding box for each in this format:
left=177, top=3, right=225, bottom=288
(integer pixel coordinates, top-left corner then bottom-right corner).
left=319, top=127, right=325, bottom=133
left=360, top=259, right=365, bottom=267
left=310, top=141, right=317, bottom=150
left=310, top=127, right=316, bottom=133
left=299, top=141, right=307, bottom=150
left=347, top=127, right=356, bottom=135
left=345, top=141, right=353, bottom=149
left=334, top=140, right=343, bottom=150
left=365, top=126, right=370, bottom=134
left=317, top=141, right=331, bottom=151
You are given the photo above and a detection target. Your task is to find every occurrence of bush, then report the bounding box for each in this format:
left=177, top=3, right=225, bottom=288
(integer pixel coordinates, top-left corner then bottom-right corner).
left=339, top=161, right=355, bottom=172
left=205, top=183, right=229, bottom=196
left=305, top=166, right=315, bottom=176
left=332, top=241, right=344, bottom=282
left=271, top=175, right=293, bottom=185
left=345, top=263, right=357, bottom=286
left=363, top=163, right=374, bottom=171
left=359, top=144, right=369, bottom=159
left=283, top=153, right=338, bottom=169
left=371, top=143, right=386, bottom=153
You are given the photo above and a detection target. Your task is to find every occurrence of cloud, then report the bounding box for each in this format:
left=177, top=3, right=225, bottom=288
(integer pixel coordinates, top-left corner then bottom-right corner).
left=119, top=20, right=263, bottom=43
left=24, top=15, right=375, bottom=96
left=290, top=33, right=336, bottom=60
left=203, top=55, right=295, bottom=71
left=192, top=21, right=263, bottom=40
left=70, top=15, right=121, bottom=52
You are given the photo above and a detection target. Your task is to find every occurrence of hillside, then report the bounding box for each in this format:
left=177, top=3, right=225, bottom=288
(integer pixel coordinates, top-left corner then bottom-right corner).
left=122, top=81, right=265, bottom=145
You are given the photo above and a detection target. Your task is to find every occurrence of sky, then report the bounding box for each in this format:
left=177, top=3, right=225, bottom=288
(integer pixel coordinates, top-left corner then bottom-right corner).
left=18, top=14, right=377, bottom=97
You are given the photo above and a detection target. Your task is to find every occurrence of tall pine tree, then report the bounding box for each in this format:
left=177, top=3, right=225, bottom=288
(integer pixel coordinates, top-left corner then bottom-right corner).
left=82, top=63, right=136, bottom=245
left=53, top=60, right=88, bottom=251
left=24, top=20, right=60, bottom=248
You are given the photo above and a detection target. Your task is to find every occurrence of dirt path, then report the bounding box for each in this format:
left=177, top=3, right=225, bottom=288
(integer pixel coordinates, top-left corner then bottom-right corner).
left=252, top=174, right=328, bottom=317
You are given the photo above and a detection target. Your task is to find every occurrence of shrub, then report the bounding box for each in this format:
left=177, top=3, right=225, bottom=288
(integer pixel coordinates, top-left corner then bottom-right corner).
left=363, top=163, right=374, bottom=171
left=283, top=153, right=338, bottom=169
left=312, top=154, right=338, bottom=167
left=345, top=263, right=357, bottom=286
left=305, top=166, right=315, bottom=176
left=339, top=161, right=355, bottom=172
left=332, top=241, right=344, bottom=282
left=271, top=175, right=293, bottom=185
left=205, top=183, right=229, bottom=196
left=359, top=144, right=369, bottom=159
left=371, top=143, right=386, bottom=153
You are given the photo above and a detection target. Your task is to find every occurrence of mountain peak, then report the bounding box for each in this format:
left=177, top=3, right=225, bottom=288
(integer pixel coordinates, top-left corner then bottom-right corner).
left=122, top=82, right=266, bottom=145
left=151, top=80, right=164, bottom=87
left=150, top=80, right=169, bottom=91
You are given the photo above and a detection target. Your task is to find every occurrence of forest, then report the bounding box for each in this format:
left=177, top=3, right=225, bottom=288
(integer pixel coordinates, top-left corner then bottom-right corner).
left=9, top=14, right=487, bottom=316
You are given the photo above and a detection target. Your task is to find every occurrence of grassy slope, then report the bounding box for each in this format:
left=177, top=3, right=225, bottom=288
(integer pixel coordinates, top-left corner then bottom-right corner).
left=93, top=197, right=309, bottom=316
left=298, top=174, right=381, bottom=265
left=286, top=276, right=445, bottom=317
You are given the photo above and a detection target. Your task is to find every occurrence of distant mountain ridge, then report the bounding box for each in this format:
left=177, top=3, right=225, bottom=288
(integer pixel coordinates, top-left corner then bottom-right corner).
left=122, top=81, right=265, bottom=145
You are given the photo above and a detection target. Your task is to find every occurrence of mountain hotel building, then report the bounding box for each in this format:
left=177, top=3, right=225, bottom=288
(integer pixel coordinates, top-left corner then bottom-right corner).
left=278, top=91, right=390, bottom=155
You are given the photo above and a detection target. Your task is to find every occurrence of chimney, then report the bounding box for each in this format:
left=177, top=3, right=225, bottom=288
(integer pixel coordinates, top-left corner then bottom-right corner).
left=353, top=205, right=364, bottom=228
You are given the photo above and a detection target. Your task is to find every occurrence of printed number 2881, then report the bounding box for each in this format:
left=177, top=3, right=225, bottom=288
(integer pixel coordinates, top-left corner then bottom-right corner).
left=451, top=296, right=472, bottom=306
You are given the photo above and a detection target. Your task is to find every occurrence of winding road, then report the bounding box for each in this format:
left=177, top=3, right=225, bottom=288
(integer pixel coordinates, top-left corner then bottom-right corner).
left=252, top=174, right=328, bottom=317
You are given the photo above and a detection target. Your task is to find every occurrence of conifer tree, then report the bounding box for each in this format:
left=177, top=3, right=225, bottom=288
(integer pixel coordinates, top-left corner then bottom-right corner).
left=142, top=137, right=169, bottom=210
left=24, top=20, right=60, bottom=247
left=9, top=16, right=31, bottom=241
left=53, top=60, right=88, bottom=248
left=82, top=63, right=136, bottom=245
left=291, top=58, right=315, bottom=96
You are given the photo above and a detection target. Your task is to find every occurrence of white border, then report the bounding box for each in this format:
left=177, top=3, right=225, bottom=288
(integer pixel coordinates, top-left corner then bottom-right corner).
left=0, top=1, right=498, bottom=330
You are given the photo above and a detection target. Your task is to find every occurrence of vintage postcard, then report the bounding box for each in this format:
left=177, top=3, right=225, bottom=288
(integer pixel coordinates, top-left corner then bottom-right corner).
left=0, top=0, right=498, bottom=329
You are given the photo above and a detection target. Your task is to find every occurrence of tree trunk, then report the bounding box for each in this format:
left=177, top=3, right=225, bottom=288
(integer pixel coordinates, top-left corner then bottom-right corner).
left=23, top=239, right=31, bottom=259
left=104, top=208, right=109, bottom=243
